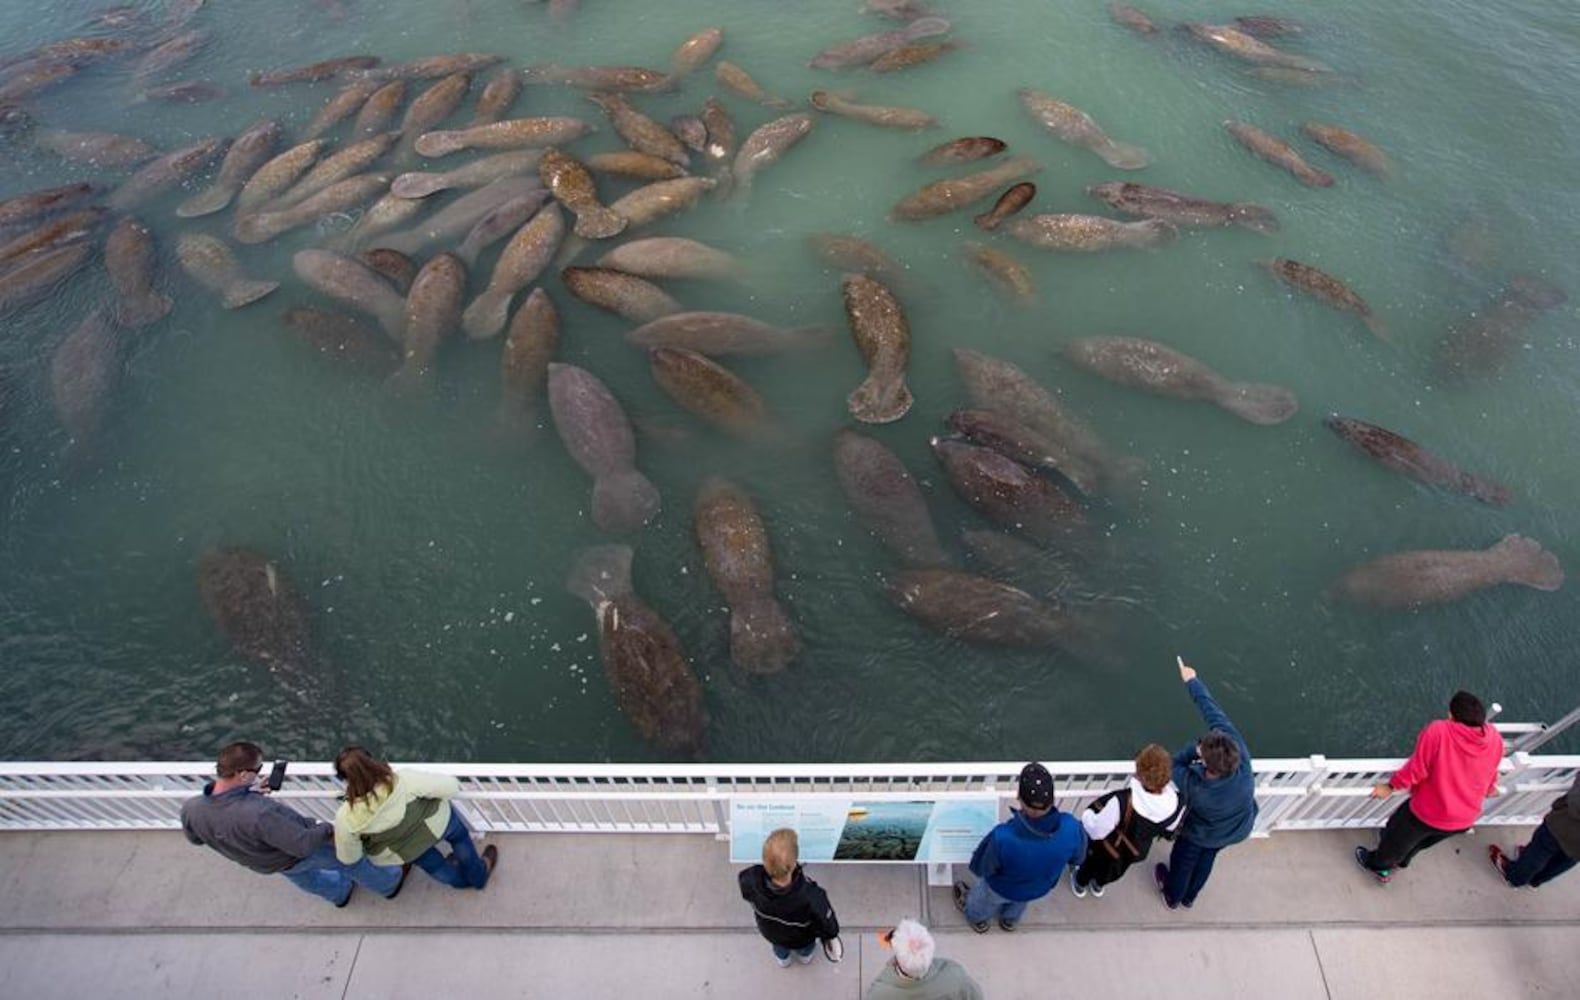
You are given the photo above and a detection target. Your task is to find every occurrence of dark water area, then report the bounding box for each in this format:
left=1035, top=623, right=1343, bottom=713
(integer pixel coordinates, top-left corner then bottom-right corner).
left=0, top=0, right=1577, bottom=766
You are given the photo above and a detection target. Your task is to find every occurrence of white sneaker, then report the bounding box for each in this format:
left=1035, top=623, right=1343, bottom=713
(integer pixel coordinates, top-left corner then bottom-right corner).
left=1070, top=870, right=1087, bottom=898
left=773, top=953, right=792, bottom=969
left=795, top=948, right=815, bottom=965
left=823, top=937, right=844, bottom=963
left=1090, top=879, right=1105, bottom=898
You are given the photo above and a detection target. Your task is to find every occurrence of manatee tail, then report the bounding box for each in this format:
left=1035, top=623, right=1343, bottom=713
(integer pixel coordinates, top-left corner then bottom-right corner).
left=1490, top=534, right=1564, bottom=592
left=1459, top=472, right=1512, bottom=508
left=730, top=596, right=801, bottom=674
left=232, top=212, right=280, bottom=246
left=847, top=375, right=913, bottom=424
left=461, top=290, right=511, bottom=339
left=114, top=292, right=172, bottom=328
left=390, top=172, right=450, bottom=199
left=1129, top=219, right=1177, bottom=248
left=221, top=278, right=279, bottom=310
left=1363, top=314, right=1391, bottom=343
left=413, top=131, right=462, bottom=158
left=591, top=469, right=661, bottom=532
left=572, top=206, right=628, bottom=240
left=1231, top=203, right=1280, bottom=235
left=565, top=543, right=634, bottom=605
left=1097, top=140, right=1152, bottom=171
left=176, top=184, right=237, bottom=219
left=1215, top=381, right=1298, bottom=425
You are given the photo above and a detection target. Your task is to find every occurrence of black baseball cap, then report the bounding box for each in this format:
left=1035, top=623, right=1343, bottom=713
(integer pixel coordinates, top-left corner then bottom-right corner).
left=1018, top=763, right=1054, bottom=809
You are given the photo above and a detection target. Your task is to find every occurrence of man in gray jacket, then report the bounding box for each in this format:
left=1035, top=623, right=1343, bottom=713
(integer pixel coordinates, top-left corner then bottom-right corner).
left=181, top=741, right=404, bottom=906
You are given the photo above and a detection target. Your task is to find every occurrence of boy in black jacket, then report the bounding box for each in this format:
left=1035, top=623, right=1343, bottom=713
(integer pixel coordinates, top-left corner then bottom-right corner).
left=737, top=828, right=844, bottom=967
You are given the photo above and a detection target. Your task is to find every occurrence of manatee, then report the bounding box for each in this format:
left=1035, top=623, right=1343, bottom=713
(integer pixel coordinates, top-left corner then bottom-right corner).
left=302, top=79, right=380, bottom=140
left=808, top=233, right=901, bottom=281
left=627, top=311, right=823, bottom=356
left=932, top=437, right=1085, bottom=546
left=34, top=129, right=158, bottom=168
left=1183, top=23, right=1330, bottom=72
left=587, top=91, right=690, bottom=166
left=972, top=182, right=1036, bottom=231
left=0, top=208, right=104, bottom=267
left=378, top=176, right=543, bottom=255
left=870, top=40, right=960, bottom=72
left=892, top=156, right=1041, bottom=220
left=1329, top=535, right=1563, bottom=610
left=540, top=147, right=626, bottom=239
left=107, top=137, right=226, bottom=211
left=1436, top=276, right=1568, bottom=381
left=391, top=149, right=544, bottom=198
left=700, top=97, right=738, bottom=176
left=808, top=16, right=951, bottom=69
left=1109, top=2, right=1158, bottom=34
left=694, top=477, right=800, bottom=673
left=455, top=193, right=547, bottom=267
left=1063, top=336, right=1298, bottom=425
left=565, top=544, right=706, bottom=757
left=1224, top=121, right=1333, bottom=188
left=415, top=117, right=592, bottom=158
left=234, top=172, right=390, bottom=244
left=598, top=237, right=739, bottom=281
left=235, top=139, right=328, bottom=213
left=135, top=80, right=226, bottom=104
left=521, top=64, right=673, bottom=92
left=196, top=547, right=314, bottom=676
left=365, top=53, right=503, bottom=81
left=49, top=309, right=123, bottom=458
left=585, top=150, right=686, bottom=181
left=270, top=133, right=395, bottom=209
left=561, top=266, right=682, bottom=323
left=335, top=191, right=427, bottom=252
left=1323, top=416, right=1511, bottom=507
left=1018, top=89, right=1150, bottom=169
left=671, top=26, right=724, bottom=79
left=176, top=234, right=277, bottom=309
left=648, top=347, right=775, bottom=440
left=885, top=568, right=1091, bottom=647
left=498, top=287, right=559, bottom=440
left=352, top=81, right=406, bottom=137
left=389, top=252, right=466, bottom=394
left=0, top=182, right=98, bottom=227
left=282, top=307, right=400, bottom=377
left=731, top=113, right=815, bottom=200
left=104, top=216, right=170, bottom=329
left=0, top=242, right=95, bottom=319
left=249, top=55, right=380, bottom=87
left=605, top=176, right=717, bottom=231
left=842, top=273, right=912, bottom=423
left=1258, top=258, right=1387, bottom=340
left=0, top=62, right=78, bottom=104
left=1002, top=214, right=1175, bottom=252
left=472, top=66, right=522, bottom=125
left=833, top=428, right=946, bottom=566
left=131, top=28, right=208, bottom=83
left=547, top=362, right=661, bottom=532
left=358, top=247, right=419, bottom=294
left=178, top=119, right=283, bottom=218
left=809, top=91, right=937, bottom=129
left=953, top=348, right=1136, bottom=498
left=394, top=73, right=472, bottom=157
left=291, top=249, right=407, bottom=341
left=919, top=136, right=1006, bottom=166
left=962, top=242, right=1035, bottom=304
left=1301, top=122, right=1390, bottom=177
left=462, top=200, right=565, bottom=338
left=714, top=60, right=795, bottom=109
left=1087, top=181, right=1278, bottom=234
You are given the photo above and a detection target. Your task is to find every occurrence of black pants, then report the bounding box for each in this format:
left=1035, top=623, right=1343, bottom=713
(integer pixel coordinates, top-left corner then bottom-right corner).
left=1364, top=801, right=1464, bottom=871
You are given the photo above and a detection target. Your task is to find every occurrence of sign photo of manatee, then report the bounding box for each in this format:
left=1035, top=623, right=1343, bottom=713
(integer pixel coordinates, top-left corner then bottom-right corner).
left=832, top=801, right=933, bottom=861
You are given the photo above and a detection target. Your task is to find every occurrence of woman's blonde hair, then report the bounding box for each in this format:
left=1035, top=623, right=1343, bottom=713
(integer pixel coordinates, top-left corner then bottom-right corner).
left=334, top=746, right=395, bottom=805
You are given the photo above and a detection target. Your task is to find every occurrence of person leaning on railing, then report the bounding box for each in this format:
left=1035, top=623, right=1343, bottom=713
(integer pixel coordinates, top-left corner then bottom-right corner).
left=331, top=746, right=499, bottom=890
left=180, top=741, right=405, bottom=907
left=1153, top=656, right=1258, bottom=910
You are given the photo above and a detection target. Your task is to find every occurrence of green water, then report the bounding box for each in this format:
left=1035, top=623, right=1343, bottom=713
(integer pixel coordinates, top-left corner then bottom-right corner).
left=0, top=0, right=1576, bottom=764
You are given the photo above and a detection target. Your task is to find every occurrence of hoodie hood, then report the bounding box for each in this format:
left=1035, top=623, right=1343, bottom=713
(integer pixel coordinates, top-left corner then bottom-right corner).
left=1128, top=777, right=1180, bottom=824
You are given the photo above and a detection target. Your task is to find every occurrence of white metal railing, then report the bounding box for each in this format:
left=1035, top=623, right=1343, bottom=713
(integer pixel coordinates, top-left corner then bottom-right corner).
left=0, top=753, right=1572, bottom=835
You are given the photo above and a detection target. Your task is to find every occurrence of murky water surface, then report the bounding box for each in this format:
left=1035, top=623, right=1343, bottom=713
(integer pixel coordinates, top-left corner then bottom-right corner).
left=1, top=0, right=1576, bottom=763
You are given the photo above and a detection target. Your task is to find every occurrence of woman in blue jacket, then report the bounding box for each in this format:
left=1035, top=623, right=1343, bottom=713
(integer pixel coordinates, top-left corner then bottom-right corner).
left=1154, top=656, right=1258, bottom=909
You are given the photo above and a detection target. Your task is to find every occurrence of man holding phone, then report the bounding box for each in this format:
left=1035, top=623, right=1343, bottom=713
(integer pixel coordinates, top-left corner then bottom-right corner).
left=180, top=741, right=405, bottom=907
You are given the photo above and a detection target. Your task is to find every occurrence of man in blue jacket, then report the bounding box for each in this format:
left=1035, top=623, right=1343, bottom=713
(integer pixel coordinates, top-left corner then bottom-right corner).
left=1154, top=656, right=1258, bottom=909
left=953, top=762, right=1086, bottom=932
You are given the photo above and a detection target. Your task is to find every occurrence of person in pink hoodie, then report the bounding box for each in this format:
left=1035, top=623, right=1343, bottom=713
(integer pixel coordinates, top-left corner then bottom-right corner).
left=1355, top=691, right=1504, bottom=883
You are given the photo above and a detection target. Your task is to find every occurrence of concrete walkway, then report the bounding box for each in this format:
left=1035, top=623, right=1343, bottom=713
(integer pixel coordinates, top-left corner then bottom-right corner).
left=0, top=825, right=1575, bottom=999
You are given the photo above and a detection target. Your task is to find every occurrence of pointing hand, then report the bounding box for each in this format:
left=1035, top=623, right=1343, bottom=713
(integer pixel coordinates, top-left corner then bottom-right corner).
left=1176, top=655, right=1197, bottom=684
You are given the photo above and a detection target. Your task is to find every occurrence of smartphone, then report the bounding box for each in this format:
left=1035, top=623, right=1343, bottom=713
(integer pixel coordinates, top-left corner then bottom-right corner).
left=266, top=760, right=288, bottom=792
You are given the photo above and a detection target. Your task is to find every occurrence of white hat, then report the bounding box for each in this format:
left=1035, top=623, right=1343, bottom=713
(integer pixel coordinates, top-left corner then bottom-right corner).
left=890, top=918, right=934, bottom=978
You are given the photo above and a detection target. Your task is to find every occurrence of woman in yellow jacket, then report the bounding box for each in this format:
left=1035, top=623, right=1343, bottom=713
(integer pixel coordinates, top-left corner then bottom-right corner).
left=332, top=746, right=498, bottom=889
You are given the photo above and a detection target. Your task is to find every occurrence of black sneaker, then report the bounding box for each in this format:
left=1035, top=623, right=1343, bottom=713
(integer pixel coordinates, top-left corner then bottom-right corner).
left=334, top=885, right=354, bottom=909
left=1153, top=863, right=1177, bottom=910
left=952, top=880, right=990, bottom=933
left=383, top=862, right=412, bottom=900
left=1354, top=845, right=1392, bottom=884
left=997, top=917, right=1017, bottom=932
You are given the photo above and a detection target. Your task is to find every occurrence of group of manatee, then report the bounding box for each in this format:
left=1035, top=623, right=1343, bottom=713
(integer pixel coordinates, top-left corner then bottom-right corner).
left=0, top=0, right=1568, bottom=759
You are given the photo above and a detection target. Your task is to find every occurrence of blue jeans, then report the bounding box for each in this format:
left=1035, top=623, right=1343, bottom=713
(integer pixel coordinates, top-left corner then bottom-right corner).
left=772, top=942, right=816, bottom=961
left=414, top=809, right=490, bottom=889
left=1164, top=837, right=1221, bottom=907
left=963, top=879, right=1029, bottom=925
left=1507, top=823, right=1579, bottom=888
left=282, top=842, right=402, bottom=904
